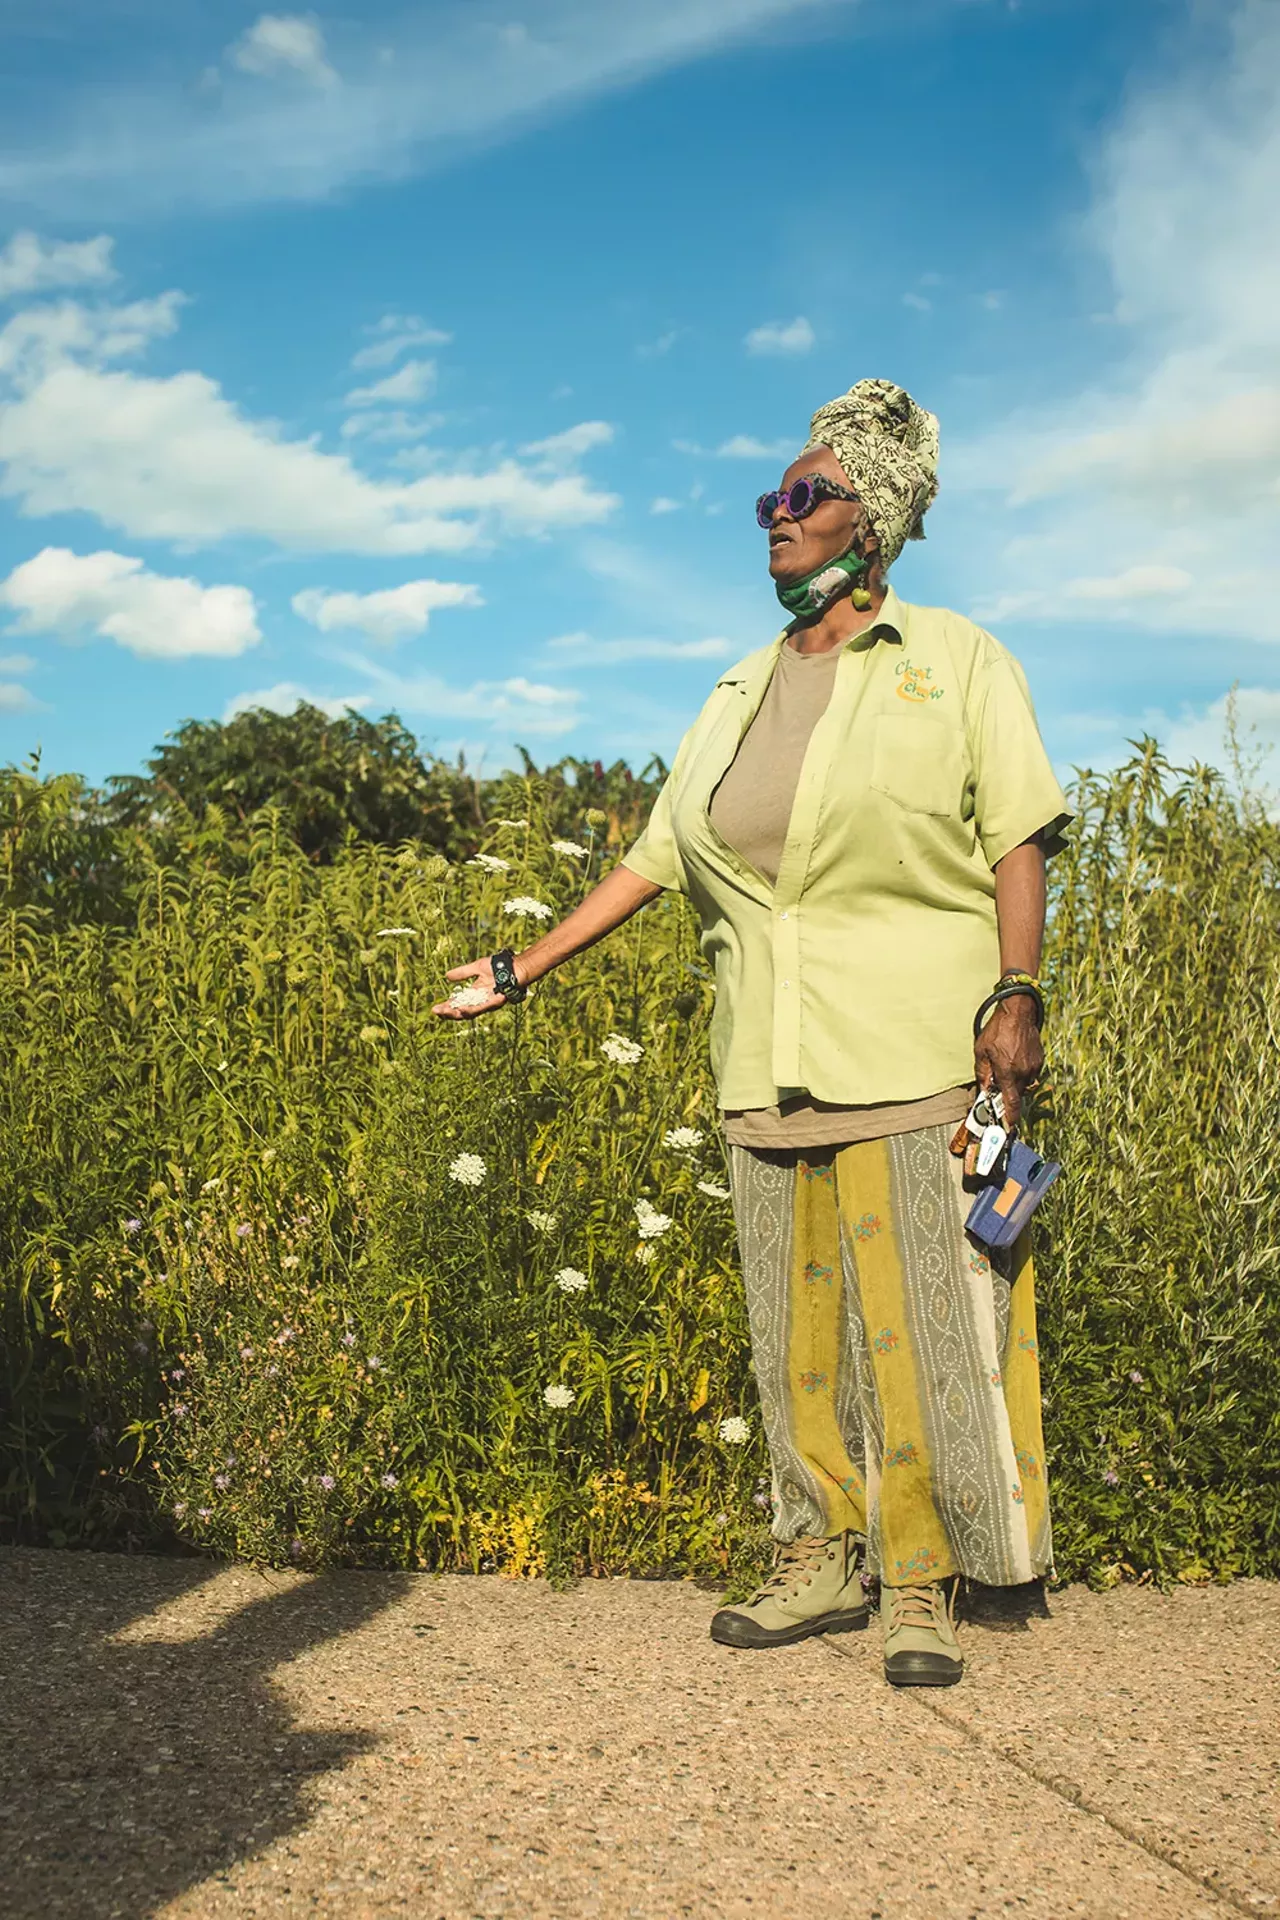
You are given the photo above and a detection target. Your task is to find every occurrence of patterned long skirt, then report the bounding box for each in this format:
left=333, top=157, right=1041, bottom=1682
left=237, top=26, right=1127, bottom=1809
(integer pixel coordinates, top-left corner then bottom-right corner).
left=728, top=1122, right=1052, bottom=1587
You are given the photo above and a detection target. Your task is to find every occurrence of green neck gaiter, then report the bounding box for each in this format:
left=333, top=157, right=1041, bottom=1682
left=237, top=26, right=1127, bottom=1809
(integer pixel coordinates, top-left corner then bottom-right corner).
left=774, top=547, right=868, bottom=623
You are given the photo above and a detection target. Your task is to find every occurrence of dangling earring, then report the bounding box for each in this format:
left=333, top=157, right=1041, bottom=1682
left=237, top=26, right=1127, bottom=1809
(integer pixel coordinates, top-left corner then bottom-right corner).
left=851, top=585, right=872, bottom=610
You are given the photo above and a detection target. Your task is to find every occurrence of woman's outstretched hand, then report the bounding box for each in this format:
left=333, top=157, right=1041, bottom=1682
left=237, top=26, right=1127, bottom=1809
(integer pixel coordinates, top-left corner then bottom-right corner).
left=431, top=955, right=517, bottom=1020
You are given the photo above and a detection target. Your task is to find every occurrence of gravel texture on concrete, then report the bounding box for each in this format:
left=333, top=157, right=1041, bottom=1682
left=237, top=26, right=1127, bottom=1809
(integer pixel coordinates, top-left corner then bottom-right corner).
left=0, top=1548, right=1276, bottom=1920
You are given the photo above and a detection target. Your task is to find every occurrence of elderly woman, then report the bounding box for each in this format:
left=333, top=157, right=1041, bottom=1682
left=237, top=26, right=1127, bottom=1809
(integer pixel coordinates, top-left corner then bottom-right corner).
left=435, top=379, right=1070, bottom=1688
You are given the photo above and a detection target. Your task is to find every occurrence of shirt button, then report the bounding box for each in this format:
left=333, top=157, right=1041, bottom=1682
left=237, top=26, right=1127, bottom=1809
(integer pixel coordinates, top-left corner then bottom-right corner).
left=779, top=911, right=788, bottom=920
left=781, top=979, right=790, bottom=989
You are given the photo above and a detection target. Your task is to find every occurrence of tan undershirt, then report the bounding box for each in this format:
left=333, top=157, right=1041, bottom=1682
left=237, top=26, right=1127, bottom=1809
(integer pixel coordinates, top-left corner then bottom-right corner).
left=709, top=636, right=970, bottom=1150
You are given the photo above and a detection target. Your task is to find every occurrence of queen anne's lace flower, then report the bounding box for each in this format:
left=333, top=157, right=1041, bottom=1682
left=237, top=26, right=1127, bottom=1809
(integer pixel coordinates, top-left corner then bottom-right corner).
left=448, top=1152, right=487, bottom=1187
left=634, top=1198, right=673, bottom=1239
left=601, top=1033, right=644, bottom=1065
left=526, top=1209, right=557, bottom=1234
left=663, top=1126, right=705, bottom=1152
left=503, top=895, right=553, bottom=921
left=551, top=839, right=589, bottom=858
left=468, top=853, right=510, bottom=872
left=718, top=1415, right=751, bottom=1444
left=696, top=1179, right=732, bottom=1200
left=543, top=1383, right=575, bottom=1409
left=554, top=1267, right=588, bottom=1293
left=635, top=1244, right=655, bottom=1265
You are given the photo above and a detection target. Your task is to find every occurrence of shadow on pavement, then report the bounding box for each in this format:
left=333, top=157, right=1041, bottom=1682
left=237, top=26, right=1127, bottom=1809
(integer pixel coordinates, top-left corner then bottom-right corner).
left=0, top=1548, right=411, bottom=1920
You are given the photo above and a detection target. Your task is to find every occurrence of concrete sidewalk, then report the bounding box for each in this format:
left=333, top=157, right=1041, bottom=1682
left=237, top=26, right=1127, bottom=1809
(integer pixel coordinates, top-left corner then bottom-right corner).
left=0, top=1549, right=1276, bottom=1920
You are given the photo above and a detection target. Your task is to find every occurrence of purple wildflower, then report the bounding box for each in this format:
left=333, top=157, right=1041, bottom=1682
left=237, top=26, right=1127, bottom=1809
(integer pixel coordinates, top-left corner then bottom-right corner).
left=213, top=1473, right=230, bottom=1491
left=172, top=1403, right=188, bottom=1420
left=289, top=1539, right=304, bottom=1559
left=317, top=1473, right=336, bottom=1491
left=173, top=1502, right=188, bottom=1520
left=367, top=1356, right=384, bottom=1371
left=752, top=1491, right=770, bottom=1509
left=239, top=1345, right=253, bottom=1359
left=380, top=1472, right=399, bottom=1490
left=235, top=1223, right=253, bottom=1239
left=123, top=1218, right=142, bottom=1234
left=342, top=1332, right=356, bottom=1347
left=197, top=1506, right=213, bottom=1521
left=1128, top=1369, right=1144, bottom=1385
left=1103, top=1469, right=1120, bottom=1487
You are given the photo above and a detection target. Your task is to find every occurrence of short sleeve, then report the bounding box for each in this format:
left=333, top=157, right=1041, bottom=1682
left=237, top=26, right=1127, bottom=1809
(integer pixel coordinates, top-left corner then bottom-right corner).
left=970, top=651, right=1073, bottom=867
left=620, top=726, right=696, bottom=895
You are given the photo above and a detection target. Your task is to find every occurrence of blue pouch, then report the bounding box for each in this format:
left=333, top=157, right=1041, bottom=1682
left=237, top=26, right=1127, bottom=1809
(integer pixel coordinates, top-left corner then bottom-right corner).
left=964, top=1138, right=1062, bottom=1250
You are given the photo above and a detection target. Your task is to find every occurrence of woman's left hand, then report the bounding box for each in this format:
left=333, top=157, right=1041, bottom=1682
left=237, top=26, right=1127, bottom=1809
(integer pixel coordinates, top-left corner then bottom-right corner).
left=973, top=997, right=1043, bottom=1131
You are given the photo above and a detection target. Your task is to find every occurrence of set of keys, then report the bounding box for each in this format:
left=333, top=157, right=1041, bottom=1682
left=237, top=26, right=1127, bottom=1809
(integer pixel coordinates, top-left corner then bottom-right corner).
left=949, top=1087, right=1012, bottom=1182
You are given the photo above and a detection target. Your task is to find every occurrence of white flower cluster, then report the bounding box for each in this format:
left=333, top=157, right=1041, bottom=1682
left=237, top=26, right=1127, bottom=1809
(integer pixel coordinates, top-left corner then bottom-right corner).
left=662, top=1126, right=705, bottom=1152
left=550, top=839, right=589, bottom=859
left=492, top=818, right=528, bottom=829
left=554, top=1266, right=588, bottom=1293
left=634, top=1197, right=673, bottom=1240
left=447, top=1152, right=487, bottom=1187
left=526, top=1209, right=557, bottom=1235
left=543, top=1383, right=575, bottom=1409
left=450, top=984, right=492, bottom=1009
left=601, top=1033, right=644, bottom=1065
left=503, top=896, right=553, bottom=921
left=467, top=853, right=510, bottom=872
left=696, top=1179, right=731, bottom=1200
left=718, top=1416, right=751, bottom=1445
left=635, top=1245, right=655, bottom=1265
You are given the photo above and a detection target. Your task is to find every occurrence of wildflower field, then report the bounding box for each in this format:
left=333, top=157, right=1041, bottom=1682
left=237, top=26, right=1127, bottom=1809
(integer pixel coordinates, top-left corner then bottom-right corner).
left=1, top=728, right=1277, bottom=1587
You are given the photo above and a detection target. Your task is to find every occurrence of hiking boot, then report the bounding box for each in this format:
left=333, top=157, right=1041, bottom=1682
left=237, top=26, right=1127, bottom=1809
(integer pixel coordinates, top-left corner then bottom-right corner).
left=710, top=1532, right=869, bottom=1649
left=882, top=1575, right=964, bottom=1686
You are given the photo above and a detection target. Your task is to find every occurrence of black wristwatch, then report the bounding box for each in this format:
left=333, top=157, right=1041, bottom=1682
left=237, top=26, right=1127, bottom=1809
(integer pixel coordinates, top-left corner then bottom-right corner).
left=490, top=948, right=526, bottom=1004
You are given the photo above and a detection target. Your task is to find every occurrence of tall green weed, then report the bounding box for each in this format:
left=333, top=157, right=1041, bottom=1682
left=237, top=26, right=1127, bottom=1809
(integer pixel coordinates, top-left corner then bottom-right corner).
left=0, top=747, right=1276, bottom=1584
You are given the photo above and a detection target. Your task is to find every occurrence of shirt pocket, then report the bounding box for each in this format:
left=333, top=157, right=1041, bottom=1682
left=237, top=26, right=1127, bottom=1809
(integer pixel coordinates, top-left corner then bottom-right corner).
left=870, top=711, right=966, bottom=817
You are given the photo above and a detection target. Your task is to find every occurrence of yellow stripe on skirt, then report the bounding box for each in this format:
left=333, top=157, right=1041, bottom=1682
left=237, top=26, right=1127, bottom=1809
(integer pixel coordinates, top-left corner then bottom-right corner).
left=727, top=1121, right=1052, bottom=1587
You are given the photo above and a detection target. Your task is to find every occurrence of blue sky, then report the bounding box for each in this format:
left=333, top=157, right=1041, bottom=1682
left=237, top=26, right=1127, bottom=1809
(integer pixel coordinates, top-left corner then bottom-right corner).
left=0, top=0, right=1276, bottom=789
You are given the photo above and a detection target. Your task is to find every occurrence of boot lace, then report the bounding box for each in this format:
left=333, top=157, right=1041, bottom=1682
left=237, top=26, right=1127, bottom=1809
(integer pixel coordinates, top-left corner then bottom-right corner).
left=750, top=1534, right=840, bottom=1605
left=888, top=1580, right=955, bottom=1633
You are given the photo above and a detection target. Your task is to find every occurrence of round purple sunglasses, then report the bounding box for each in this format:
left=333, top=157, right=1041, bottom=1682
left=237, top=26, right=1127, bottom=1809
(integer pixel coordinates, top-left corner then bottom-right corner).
left=755, top=472, right=860, bottom=529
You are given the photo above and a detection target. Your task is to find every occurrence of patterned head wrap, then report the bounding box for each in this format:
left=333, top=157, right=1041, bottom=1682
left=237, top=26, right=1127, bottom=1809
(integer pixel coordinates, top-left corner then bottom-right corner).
left=804, top=377, right=939, bottom=570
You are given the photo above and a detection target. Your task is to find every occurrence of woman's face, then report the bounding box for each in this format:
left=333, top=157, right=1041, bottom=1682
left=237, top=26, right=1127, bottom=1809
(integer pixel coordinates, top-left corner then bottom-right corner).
left=765, top=444, right=871, bottom=585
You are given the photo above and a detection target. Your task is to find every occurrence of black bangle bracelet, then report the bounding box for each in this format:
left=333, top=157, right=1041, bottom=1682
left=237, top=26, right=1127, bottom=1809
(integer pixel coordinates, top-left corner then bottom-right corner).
left=973, top=982, right=1044, bottom=1038
left=490, top=948, right=526, bottom=1004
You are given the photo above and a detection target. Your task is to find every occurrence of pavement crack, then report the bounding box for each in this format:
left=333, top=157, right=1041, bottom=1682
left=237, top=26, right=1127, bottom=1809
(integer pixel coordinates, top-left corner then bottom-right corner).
left=822, top=1640, right=1256, bottom=1918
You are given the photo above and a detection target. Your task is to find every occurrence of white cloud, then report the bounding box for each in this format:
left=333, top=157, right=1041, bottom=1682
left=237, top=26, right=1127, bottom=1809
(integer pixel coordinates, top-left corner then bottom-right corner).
left=744, top=316, right=814, bottom=357
left=230, top=14, right=338, bottom=89
left=673, top=434, right=792, bottom=460
left=0, top=291, right=184, bottom=383
left=351, top=313, right=452, bottom=371
left=1153, top=687, right=1280, bottom=796
left=545, top=631, right=733, bottom=665
left=0, top=547, right=261, bottom=659
left=519, top=421, right=615, bottom=468
left=902, top=292, right=931, bottom=313
left=956, top=1, right=1280, bottom=645
left=224, top=681, right=371, bottom=722
left=975, top=564, right=1195, bottom=625
left=637, top=327, right=682, bottom=359
left=650, top=497, right=680, bottom=515
left=0, top=681, right=36, bottom=711
left=344, top=358, right=437, bottom=407
left=339, top=409, right=437, bottom=443
left=0, top=231, right=116, bottom=302
left=292, top=579, right=482, bottom=644
left=0, top=292, right=618, bottom=555
left=0, top=2, right=824, bottom=218
left=331, top=650, right=585, bottom=736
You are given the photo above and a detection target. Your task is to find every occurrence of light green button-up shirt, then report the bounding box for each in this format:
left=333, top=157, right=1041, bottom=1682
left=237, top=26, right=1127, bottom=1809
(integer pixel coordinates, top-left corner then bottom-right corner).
left=621, top=587, right=1071, bottom=1110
